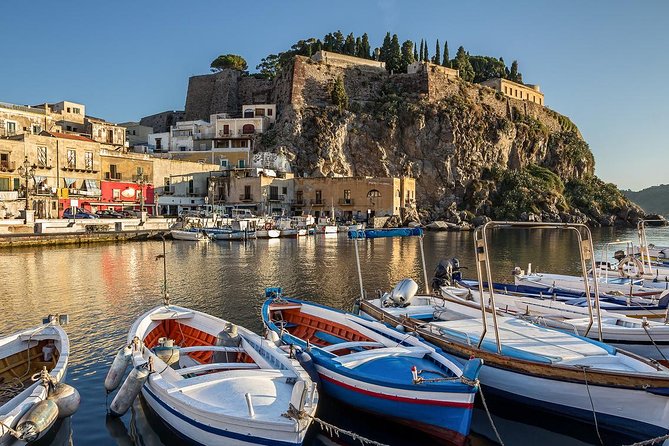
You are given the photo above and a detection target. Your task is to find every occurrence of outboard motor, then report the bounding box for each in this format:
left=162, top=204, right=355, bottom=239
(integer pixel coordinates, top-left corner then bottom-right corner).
left=432, top=258, right=462, bottom=289
left=382, top=278, right=418, bottom=307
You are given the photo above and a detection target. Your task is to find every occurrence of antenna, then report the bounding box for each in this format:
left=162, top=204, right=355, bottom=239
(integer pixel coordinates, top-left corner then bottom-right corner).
left=418, top=231, right=430, bottom=294
left=158, top=234, right=169, bottom=306
left=353, top=235, right=365, bottom=302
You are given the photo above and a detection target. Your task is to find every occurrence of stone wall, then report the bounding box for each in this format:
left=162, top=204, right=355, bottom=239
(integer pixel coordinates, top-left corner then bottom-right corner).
left=139, top=111, right=185, bottom=133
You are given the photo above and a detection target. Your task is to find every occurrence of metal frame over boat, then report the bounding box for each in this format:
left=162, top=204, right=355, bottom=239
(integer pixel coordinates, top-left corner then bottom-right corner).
left=262, top=292, right=482, bottom=445
left=0, top=316, right=72, bottom=445
left=118, top=305, right=318, bottom=446
left=360, top=222, right=669, bottom=444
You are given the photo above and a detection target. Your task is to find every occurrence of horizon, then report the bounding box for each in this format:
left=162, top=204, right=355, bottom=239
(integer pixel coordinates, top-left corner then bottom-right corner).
left=1, top=0, right=667, bottom=191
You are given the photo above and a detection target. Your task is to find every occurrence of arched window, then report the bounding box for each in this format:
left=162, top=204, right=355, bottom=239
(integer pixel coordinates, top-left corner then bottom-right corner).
left=243, top=109, right=254, bottom=118
left=242, top=124, right=255, bottom=134
left=367, top=189, right=381, bottom=198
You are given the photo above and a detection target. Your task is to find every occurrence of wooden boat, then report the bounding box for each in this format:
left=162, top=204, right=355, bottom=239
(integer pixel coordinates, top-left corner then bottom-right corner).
left=114, top=305, right=318, bottom=446
left=262, top=292, right=482, bottom=445
left=170, top=229, right=207, bottom=241
left=361, top=222, right=669, bottom=444
left=1, top=316, right=76, bottom=445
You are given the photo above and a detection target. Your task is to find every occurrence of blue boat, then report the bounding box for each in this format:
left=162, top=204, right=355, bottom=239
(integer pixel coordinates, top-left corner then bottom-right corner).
left=348, top=227, right=423, bottom=239
left=262, top=289, right=482, bottom=444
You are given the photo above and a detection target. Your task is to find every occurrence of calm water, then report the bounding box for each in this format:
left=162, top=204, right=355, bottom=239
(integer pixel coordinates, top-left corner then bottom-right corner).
left=3, top=226, right=669, bottom=446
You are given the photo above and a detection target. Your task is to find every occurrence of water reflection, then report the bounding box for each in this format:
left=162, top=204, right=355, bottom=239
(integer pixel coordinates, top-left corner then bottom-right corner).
left=1, top=227, right=668, bottom=445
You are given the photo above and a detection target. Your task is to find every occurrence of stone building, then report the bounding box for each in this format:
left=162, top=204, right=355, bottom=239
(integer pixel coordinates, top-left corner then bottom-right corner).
left=153, top=158, right=220, bottom=216
left=119, top=121, right=154, bottom=149
left=480, top=78, right=544, bottom=105
left=97, top=150, right=154, bottom=214
left=407, top=61, right=459, bottom=80
left=0, top=102, right=57, bottom=137
left=139, top=110, right=185, bottom=133
left=311, top=51, right=385, bottom=70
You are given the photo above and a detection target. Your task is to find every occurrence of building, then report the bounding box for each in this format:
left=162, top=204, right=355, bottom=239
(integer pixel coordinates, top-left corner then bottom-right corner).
left=96, top=150, right=154, bottom=214
left=0, top=102, right=57, bottom=137
left=139, top=110, right=185, bottom=133
left=293, top=176, right=415, bottom=221
left=407, top=61, right=459, bottom=80
left=119, top=122, right=153, bottom=149
left=153, top=158, right=220, bottom=216
left=311, top=51, right=385, bottom=70
left=480, top=78, right=544, bottom=106
left=84, top=116, right=127, bottom=149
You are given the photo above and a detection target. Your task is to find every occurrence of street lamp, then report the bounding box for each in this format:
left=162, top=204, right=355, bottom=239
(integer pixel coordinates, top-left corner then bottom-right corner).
left=135, top=175, right=146, bottom=214
left=17, top=156, right=36, bottom=219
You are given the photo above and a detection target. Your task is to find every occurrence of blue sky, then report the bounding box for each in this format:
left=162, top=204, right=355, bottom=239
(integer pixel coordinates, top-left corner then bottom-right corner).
left=1, top=0, right=667, bottom=190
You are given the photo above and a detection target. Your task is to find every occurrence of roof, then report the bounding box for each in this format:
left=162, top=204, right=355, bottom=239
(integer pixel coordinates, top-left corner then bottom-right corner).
left=43, top=131, right=96, bottom=143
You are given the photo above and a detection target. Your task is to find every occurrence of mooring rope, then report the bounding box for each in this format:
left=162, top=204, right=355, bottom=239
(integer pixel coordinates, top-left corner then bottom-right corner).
left=285, top=405, right=389, bottom=446
left=641, top=322, right=668, bottom=363
left=580, top=366, right=604, bottom=446
left=625, top=433, right=669, bottom=446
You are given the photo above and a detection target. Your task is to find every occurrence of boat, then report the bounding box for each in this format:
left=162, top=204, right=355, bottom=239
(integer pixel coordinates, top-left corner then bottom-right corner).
left=348, top=227, right=423, bottom=239
left=256, top=229, right=281, bottom=239
left=360, top=222, right=669, bottom=444
left=1, top=315, right=79, bottom=445
left=262, top=291, right=482, bottom=444
left=107, top=305, right=318, bottom=446
left=170, top=229, right=208, bottom=241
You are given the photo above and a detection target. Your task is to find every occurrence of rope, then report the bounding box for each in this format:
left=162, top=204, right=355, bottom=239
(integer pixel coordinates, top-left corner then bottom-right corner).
left=625, top=433, right=669, bottom=446
left=642, top=322, right=668, bottom=363
left=477, top=384, right=504, bottom=446
left=580, top=366, right=604, bottom=446
left=0, top=419, right=21, bottom=439
left=285, top=405, right=389, bottom=446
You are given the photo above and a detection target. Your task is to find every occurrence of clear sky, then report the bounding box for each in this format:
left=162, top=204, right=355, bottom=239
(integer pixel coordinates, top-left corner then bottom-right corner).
left=1, top=0, right=667, bottom=190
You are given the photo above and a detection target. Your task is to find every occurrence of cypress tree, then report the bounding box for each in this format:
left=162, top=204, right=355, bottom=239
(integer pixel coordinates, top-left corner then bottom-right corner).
left=443, top=41, right=450, bottom=67
left=344, top=33, right=356, bottom=55
left=355, top=37, right=362, bottom=57
left=419, top=40, right=424, bottom=62
left=387, top=34, right=401, bottom=73
left=361, top=33, right=371, bottom=59
left=433, top=39, right=441, bottom=64
left=413, top=42, right=419, bottom=61
left=333, top=30, right=344, bottom=52
left=510, top=60, right=521, bottom=82
left=379, top=32, right=392, bottom=62
left=400, top=40, right=415, bottom=72
left=423, top=40, right=429, bottom=62
left=454, top=46, right=474, bottom=81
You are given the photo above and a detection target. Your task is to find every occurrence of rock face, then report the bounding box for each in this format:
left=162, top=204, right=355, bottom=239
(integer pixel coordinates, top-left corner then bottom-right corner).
left=185, top=56, right=642, bottom=226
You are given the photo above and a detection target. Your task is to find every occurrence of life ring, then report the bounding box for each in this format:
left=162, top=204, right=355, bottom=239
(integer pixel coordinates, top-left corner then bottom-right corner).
left=617, top=255, right=645, bottom=279
left=264, top=222, right=272, bottom=230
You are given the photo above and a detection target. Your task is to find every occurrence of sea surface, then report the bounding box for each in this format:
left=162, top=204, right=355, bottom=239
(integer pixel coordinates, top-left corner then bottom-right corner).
left=2, top=225, right=669, bottom=446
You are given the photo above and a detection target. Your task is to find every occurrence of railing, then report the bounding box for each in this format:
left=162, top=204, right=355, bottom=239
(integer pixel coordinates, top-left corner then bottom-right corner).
left=0, top=191, right=19, bottom=201
left=105, top=172, right=122, bottom=180
left=338, top=198, right=354, bottom=205
left=132, top=174, right=149, bottom=182
left=0, top=161, right=16, bottom=171
left=291, top=199, right=305, bottom=206
left=269, top=194, right=285, bottom=202
left=239, top=194, right=254, bottom=202
left=312, top=200, right=324, bottom=206
left=0, top=102, right=46, bottom=115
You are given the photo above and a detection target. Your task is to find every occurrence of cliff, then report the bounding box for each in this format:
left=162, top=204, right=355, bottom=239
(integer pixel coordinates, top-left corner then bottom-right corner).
left=186, top=56, right=642, bottom=227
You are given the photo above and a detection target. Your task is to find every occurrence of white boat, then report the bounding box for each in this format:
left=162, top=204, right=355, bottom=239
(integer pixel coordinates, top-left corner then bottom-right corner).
left=296, top=228, right=307, bottom=237
left=360, top=222, right=669, bottom=443
left=1, top=316, right=77, bottom=445
left=111, top=305, right=318, bottom=446
left=256, top=229, right=281, bottom=239
left=170, top=229, right=207, bottom=241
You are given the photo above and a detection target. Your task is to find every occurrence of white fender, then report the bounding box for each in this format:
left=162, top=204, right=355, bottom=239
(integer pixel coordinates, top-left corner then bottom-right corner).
left=109, top=365, right=150, bottom=417
left=15, top=399, right=59, bottom=442
left=48, top=382, right=81, bottom=418
left=104, top=345, right=133, bottom=392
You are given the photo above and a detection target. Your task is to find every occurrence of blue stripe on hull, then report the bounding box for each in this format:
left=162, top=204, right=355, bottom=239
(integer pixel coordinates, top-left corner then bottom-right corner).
left=142, top=385, right=302, bottom=446
left=483, top=384, right=668, bottom=443
left=320, top=376, right=472, bottom=438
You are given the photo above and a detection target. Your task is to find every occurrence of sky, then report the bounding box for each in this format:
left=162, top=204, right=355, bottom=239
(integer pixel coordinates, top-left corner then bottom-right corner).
left=1, top=0, right=667, bottom=191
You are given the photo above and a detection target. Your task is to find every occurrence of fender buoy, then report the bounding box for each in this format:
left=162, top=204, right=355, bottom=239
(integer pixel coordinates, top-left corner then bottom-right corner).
left=618, top=256, right=644, bottom=279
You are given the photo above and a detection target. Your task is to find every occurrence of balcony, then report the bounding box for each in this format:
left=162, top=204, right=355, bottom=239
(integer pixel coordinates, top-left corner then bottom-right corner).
left=269, top=194, right=285, bottom=202
left=105, top=172, right=122, bottom=180
left=291, top=199, right=305, bottom=206
left=132, top=174, right=150, bottom=183
left=0, top=191, right=19, bottom=201
left=311, top=200, right=324, bottom=207
left=239, top=194, right=254, bottom=202
left=0, top=161, right=16, bottom=172
left=339, top=198, right=354, bottom=206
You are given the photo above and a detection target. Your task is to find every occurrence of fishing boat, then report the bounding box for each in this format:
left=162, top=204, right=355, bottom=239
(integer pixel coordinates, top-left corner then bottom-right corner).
left=170, top=229, right=208, bottom=241
left=1, top=315, right=79, bottom=445
left=348, top=227, right=423, bottom=239
left=106, top=304, right=318, bottom=445
left=256, top=229, right=281, bottom=239
left=360, top=222, right=669, bottom=444
left=262, top=291, right=483, bottom=444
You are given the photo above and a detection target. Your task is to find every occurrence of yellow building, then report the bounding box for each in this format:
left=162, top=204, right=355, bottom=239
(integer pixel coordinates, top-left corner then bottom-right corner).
left=480, top=78, right=544, bottom=105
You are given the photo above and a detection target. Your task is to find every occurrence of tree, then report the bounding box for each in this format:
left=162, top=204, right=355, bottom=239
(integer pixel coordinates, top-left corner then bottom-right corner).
left=361, top=33, right=371, bottom=59
left=323, top=33, right=335, bottom=51
left=333, top=30, right=345, bottom=52
left=419, top=40, right=424, bottom=62
left=400, top=40, right=415, bottom=72
left=433, top=39, right=441, bottom=64
left=331, top=76, right=348, bottom=111
left=423, top=40, right=429, bottom=62
left=379, top=32, right=392, bottom=62
left=386, top=34, right=401, bottom=73
left=509, top=60, right=522, bottom=83
left=453, top=46, right=474, bottom=81
left=344, top=33, right=356, bottom=55
left=210, top=54, right=248, bottom=72
left=469, top=55, right=506, bottom=82
left=443, top=41, right=450, bottom=67
left=355, top=37, right=362, bottom=57
left=413, top=42, right=419, bottom=61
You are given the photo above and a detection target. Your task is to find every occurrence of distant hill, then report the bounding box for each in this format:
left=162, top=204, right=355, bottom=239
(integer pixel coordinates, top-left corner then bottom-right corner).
left=622, top=185, right=669, bottom=216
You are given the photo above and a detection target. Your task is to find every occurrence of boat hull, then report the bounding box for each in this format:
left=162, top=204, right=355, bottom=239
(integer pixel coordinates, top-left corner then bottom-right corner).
left=170, top=230, right=206, bottom=241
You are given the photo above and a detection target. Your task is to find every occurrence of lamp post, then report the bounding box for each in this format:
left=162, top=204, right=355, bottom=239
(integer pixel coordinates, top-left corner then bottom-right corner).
left=135, top=175, right=146, bottom=214
left=17, top=156, right=36, bottom=222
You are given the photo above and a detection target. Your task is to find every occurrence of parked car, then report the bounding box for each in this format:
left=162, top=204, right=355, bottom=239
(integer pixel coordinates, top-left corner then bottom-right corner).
left=95, top=209, right=123, bottom=219
left=63, top=208, right=98, bottom=219
left=120, top=210, right=138, bottom=218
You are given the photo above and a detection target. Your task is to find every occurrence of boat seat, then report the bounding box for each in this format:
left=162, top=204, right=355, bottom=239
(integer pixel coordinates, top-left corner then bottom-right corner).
left=321, top=341, right=385, bottom=353
left=333, top=346, right=430, bottom=369
left=314, top=331, right=349, bottom=345
left=177, top=362, right=260, bottom=375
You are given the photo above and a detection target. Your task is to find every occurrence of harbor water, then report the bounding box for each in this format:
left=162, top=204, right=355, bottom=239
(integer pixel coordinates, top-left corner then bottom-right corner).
left=2, top=226, right=669, bottom=446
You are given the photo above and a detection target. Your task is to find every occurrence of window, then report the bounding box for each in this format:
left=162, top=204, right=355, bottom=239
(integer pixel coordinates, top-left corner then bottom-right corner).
left=238, top=159, right=245, bottom=168
left=267, top=108, right=273, bottom=116
left=112, top=189, right=120, bottom=199
left=231, top=139, right=248, bottom=148
left=32, top=125, right=41, bottom=134
left=242, top=124, right=255, bottom=134
left=163, top=177, right=171, bottom=193
left=367, top=189, right=381, bottom=198
left=84, top=151, right=93, bottom=170
left=67, top=149, right=76, bottom=168
left=269, top=185, right=279, bottom=200
left=244, top=185, right=251, bottom=200
left=67, top=107, right=71, bottom=113
left=188, top=179, right=194, bottom=195
left=254, top=108, right=265, bottom=117
left=223, top=124, right=230, bottom=135
left=315, top=190, right=322, bottom=204
left=220, top=159, right=229, bottom=168
left=136, top=166, right=144, bottom=176
left=66, top=125, right=72, bottom=131
left=5, top=121, right=16, bottom=135
left=296, top=190, right=303, bottom=204
left=37, top=146, right=48, bottom=167
left=0, top=178, right=9, bottom=191
left=504, top=86, right=507, bottom=94
left=109, top=164, right=119, bottom=180
left=155, top=138, right=162, bottom=151
left=344, top=190, right=351, bottom=202
left=73, top=107, right=81, bottom=114
left=282, top=186, right=287, bottom=195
